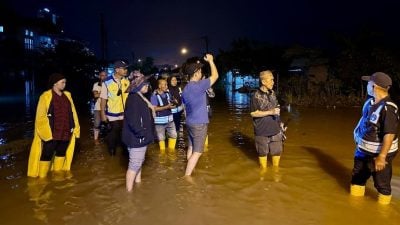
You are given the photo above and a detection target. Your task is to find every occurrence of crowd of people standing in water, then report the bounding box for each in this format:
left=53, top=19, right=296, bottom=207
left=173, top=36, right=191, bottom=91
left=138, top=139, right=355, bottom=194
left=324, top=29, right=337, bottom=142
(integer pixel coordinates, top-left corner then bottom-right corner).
left=26, top=53, right=398, bottom=205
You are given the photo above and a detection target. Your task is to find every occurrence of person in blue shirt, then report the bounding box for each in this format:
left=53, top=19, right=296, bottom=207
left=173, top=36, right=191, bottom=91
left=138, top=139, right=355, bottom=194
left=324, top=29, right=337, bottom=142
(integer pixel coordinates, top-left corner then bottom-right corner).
left=182, top=54, right=219, bottom=176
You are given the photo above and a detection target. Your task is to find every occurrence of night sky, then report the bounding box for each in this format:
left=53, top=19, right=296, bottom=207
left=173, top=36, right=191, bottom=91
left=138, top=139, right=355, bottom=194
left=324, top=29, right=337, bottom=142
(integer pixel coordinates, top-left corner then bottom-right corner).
left=6, top=0, right=400, bottom=65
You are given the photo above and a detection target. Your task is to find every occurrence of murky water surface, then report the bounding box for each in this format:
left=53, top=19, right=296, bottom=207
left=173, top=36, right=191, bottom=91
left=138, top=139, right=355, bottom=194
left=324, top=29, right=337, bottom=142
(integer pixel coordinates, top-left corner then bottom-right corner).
left=0, top=92, right=399, bottom=225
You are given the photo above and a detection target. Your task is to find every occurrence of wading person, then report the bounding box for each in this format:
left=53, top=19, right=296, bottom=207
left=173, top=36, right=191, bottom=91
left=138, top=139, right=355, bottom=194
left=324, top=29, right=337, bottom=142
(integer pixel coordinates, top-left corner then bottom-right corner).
left=92, top=70, right=107, bottom=144
left=122, top=71, right=155, bottom=192
left=182, top=54, right=219, bottom=176
left=167, top=75, right=184, bottom=134
left=27, top=73, right=80, bottom=178
left=151, top=79, right=177, bottom=151
left=351, top=72, right=399, bottom=205
left=250, top=70, right=283, bottom=171
left=100, top=60, right=130, bottom=156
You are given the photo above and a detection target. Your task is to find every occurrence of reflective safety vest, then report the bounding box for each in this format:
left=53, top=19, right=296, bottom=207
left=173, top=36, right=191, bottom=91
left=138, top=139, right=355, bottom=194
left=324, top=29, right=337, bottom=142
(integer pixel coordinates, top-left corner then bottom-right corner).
left=154, top=91, right=173, bottom=124
left=171, top=105, right=184, bottom=113
left=354, top=99, right=399, bottom=154
left=104, top=76, right=129, bottom=117
left=170, top=87, right=183, bottom=113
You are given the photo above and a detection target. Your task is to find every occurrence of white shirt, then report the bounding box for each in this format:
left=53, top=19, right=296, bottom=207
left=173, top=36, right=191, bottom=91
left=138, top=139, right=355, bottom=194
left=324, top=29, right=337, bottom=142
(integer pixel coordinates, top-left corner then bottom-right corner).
left=92, top=82, right=103, bottom=111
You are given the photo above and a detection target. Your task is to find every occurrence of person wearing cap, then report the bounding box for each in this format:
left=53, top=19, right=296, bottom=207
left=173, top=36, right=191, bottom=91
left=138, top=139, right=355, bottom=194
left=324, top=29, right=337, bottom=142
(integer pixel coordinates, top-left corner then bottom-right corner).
left=150, top=79, right=178, bottom=151
left=122, top=71, right=155, bottom=192
left=182, top=54, right=219, bottom=176
left=351, top=72, right=399, bottom=204
left=27, top=73, right=80, bottom=178
left=100, top=60, right=130, bottom=156
left=92, top=70, right=107, bottom=145
left=250, top=70, right=284, bottom=172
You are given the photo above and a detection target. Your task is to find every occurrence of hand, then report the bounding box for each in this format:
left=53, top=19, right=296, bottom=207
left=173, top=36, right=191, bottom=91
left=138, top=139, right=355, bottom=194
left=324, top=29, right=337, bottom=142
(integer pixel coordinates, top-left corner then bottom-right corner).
left=101, top=113, right=108, bottom=122
left=167, top=103, right=176, bottom=109
left=203, top=54, right=214, bottom=62
left=374, top=155, right=387, bottom=171
left=272, top=107, right=280, bottom=116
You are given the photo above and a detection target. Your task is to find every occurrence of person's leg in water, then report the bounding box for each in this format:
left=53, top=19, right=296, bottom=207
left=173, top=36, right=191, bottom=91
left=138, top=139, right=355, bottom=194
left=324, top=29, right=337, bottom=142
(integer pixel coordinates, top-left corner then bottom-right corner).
left=93, top=110, right=101, bottom=144
left=126, top=146, right=147, bottom=192
left=185, top=124, right=207, bottom=176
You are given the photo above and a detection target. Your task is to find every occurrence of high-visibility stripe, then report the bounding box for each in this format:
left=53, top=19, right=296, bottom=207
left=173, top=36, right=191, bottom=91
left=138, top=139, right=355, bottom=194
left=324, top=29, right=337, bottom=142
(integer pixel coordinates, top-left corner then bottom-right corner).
left=154, top=115, right=173, bottom=124
left=357, top=137, right=398, bottom=154
left=171, top=105, right=183, bottom=113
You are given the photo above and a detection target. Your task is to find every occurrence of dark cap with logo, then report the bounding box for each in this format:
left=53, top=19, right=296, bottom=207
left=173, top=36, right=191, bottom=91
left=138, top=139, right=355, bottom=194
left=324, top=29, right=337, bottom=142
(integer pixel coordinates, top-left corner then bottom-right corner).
left=114, top=60, right=129, bottom=69
left=361, top=72, right=392, bottom=88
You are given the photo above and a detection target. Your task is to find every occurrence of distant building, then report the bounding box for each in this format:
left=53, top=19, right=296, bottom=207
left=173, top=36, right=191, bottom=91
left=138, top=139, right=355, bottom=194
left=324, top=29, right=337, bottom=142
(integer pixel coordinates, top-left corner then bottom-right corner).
left=0, top=4, right=94, bottom=94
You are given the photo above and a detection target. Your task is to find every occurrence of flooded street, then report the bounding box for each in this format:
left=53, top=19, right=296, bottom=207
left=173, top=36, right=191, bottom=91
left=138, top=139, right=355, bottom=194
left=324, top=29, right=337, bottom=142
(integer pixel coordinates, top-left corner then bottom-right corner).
left=0, top=92, right=399, bottom=225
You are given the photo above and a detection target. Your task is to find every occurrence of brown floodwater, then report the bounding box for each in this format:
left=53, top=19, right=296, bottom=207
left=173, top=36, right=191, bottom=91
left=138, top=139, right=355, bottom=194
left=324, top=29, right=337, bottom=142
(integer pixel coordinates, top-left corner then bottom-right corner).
left=0, top=92, right=399, bottom=225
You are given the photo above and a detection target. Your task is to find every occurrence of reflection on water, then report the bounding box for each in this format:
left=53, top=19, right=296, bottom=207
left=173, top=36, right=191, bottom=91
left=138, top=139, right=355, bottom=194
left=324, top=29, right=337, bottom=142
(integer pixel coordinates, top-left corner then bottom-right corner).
left=0, top=89, right=399, bottom=225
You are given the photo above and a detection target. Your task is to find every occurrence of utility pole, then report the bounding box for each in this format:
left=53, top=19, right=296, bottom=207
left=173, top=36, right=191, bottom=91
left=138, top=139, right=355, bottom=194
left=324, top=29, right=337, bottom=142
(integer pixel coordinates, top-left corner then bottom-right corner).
left=100, top=13, right=108, bottom=62
left=201, top=36, right=209, bottom=53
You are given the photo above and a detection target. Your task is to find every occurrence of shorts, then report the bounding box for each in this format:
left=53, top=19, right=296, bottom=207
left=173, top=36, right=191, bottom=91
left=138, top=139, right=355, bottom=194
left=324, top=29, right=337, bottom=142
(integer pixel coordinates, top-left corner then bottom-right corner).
left=128, top=146, right=147, bottom=173
left=255, top=133, right=283, bottom=157
left=40, top=140, right=70, bottom=161
left=187, top=123, right=208, bottom=153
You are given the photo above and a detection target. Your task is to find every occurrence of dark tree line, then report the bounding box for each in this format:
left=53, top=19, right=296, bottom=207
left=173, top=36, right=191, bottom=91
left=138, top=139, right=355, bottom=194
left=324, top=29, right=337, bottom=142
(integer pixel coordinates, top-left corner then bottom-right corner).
left=216, top=28, right=400, bottom=106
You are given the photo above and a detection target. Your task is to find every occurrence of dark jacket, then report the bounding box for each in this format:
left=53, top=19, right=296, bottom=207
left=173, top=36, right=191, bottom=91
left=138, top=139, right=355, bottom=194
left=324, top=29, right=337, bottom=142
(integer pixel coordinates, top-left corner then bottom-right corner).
left=122, top=92, right=154, bottom=148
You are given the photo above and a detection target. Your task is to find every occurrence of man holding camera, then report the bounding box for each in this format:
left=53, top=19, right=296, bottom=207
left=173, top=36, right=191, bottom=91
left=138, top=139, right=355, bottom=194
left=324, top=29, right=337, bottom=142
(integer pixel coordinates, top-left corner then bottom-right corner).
left=100, top=60, right=130, bottom=155
left=150, top=79, right=177, bottom=151
left=250, top=70, right=284, bottom=171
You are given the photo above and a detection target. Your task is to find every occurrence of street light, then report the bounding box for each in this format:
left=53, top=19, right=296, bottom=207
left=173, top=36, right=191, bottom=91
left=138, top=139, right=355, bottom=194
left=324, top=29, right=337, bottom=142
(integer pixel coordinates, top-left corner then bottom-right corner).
left=181, top=47, right=188, bottom=55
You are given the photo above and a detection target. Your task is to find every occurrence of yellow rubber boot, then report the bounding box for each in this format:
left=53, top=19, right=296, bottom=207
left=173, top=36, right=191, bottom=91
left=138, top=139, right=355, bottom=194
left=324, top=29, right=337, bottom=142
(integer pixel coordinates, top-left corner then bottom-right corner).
left=272, top=156, right=280, bottom=167
left=38, top=161, right=51, bottom=178
left=205, top=135, right=209, bottom=147
left=159, top=140, right=166, bottom=151
left=53, top=156, right=65, bottom=171
left=350, top=185, right=365, bottom=196
left=168, top=138, right=177, bottom=150
left=259, top=156, right=267, bottom=170
left=378, top=193, right=392, bottom=205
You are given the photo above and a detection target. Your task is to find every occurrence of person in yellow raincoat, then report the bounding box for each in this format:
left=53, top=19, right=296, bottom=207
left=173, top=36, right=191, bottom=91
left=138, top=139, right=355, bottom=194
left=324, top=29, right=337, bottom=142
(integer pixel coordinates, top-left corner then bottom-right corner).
left=27, top=73, right=80, bottom=178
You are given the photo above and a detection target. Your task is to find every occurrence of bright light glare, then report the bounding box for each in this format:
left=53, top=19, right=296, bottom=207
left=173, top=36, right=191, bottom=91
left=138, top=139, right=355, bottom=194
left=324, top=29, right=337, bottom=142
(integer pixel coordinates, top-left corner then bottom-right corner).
left=181, top=48, right=188, bottom=54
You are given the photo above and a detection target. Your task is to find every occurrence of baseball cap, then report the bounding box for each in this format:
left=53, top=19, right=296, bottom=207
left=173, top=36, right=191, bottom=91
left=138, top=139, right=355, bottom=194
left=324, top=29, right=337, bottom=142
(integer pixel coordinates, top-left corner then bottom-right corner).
left=361, top=72, right=392, bottom=88
left=114, top=60, right=129, bottom=68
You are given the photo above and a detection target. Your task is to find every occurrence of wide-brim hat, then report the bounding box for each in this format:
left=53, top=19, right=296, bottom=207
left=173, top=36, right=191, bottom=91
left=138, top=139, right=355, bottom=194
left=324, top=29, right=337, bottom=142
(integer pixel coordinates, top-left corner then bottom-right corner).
left=126, top=71, right=150, bottom=93
left=361, top=72, right=392, bottom=88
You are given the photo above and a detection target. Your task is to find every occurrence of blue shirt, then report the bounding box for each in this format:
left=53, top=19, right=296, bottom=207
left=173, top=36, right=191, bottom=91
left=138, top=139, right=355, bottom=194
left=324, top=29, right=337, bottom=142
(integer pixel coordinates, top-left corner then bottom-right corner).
left=182, top=79, right=210, bottom=125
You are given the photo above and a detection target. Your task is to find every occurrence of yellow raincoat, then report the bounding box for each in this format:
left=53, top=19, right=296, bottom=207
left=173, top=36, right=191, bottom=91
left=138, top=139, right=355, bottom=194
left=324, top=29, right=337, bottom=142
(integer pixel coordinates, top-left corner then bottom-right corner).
left=27, top=90, right=80, bottom=177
